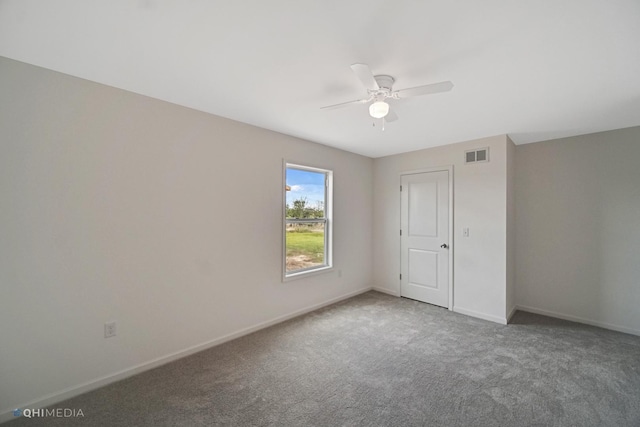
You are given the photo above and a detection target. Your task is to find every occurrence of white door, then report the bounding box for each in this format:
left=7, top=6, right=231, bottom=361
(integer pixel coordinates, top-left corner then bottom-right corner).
left=400, top=170, right=450, bottom=308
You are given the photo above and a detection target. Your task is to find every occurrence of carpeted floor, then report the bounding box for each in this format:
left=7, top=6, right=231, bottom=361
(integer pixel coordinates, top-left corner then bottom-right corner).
left=7, top=291, right=640, bottom=426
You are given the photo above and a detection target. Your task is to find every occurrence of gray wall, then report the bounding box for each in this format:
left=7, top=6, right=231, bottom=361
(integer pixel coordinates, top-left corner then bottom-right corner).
left=506, top=136, right=516, bottom=317
left=0, top=57, right=374, bottom=416
left=515, top=126, right=640, bottom=335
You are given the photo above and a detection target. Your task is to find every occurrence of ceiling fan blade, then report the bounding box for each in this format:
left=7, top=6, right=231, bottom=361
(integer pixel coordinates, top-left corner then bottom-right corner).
left=350, top=63, right=379, bottom=91
left=385, top=109, right=399, bottom=122
left=320, top=98, right=368, bottom=110
left=395, top=81, right=454, bottom=98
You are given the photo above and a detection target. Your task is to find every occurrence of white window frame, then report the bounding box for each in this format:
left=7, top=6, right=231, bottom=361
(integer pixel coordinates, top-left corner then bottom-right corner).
left=283, top=161, right=333, bottom=281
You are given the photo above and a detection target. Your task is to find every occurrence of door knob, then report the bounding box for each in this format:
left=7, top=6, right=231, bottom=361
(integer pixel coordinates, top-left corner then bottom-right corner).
left=440, top=244, right=449, bottom=249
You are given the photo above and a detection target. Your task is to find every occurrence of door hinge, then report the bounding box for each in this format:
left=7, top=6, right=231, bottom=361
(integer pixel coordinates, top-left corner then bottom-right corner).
left=400, top=185, right=403, bottom=192
left=400, top=229, right=402, bottom=236
left=400, top=274, right=402, bottom=280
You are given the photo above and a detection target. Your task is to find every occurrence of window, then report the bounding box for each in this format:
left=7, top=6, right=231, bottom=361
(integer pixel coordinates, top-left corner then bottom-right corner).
left=284, top=163, right=332, bottom=278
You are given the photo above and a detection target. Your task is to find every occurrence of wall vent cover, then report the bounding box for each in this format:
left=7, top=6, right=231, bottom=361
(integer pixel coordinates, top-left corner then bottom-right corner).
left=465, top=147, right=489, bottom=164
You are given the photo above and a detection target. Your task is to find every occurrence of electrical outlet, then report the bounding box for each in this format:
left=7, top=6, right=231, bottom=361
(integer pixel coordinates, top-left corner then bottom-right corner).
left=104, top=321, right=117, bottom=338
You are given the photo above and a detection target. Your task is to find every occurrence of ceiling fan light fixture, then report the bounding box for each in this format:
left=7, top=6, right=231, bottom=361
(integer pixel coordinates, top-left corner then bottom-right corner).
left=369, top=101, right=389, bottom=118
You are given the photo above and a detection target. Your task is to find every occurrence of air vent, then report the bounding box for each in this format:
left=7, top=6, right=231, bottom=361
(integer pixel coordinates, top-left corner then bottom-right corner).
left=465, top=147, right=489, bottom=164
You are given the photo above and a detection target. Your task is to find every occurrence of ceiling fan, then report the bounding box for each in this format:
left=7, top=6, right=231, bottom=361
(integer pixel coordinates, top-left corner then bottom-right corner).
left=322, top=63, right=453, bottom=127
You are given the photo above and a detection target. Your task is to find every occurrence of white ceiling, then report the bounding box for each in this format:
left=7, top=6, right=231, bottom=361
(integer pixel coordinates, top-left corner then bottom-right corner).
left=1, top=1, right=639, bottom=158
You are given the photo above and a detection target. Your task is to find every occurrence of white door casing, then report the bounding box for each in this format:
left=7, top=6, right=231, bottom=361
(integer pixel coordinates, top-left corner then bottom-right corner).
left=400, top=169, right=451, bottom=308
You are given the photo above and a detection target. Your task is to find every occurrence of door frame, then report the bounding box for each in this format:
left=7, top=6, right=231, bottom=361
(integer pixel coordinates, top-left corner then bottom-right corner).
left=399, top=165, right=454, bottom=310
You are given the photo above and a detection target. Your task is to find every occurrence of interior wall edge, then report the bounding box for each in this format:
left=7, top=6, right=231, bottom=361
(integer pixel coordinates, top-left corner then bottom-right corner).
left=371, top=286, right=400, bottom=297
left=453, top=306, right=508, bottom=325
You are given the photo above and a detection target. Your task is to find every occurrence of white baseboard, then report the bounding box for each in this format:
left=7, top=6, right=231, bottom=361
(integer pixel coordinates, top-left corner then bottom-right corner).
left=453, top=306, right=508, bottom=325
left=0, top=287, right=372, bottom=424
left=515, top=304, right=640, bottom=337
left=506, top=305, right=518, bottom=323
left=371, top=286, right=399, bottom=297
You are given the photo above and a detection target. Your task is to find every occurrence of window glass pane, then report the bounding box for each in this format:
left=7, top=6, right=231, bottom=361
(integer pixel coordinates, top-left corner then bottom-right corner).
left=284, top=164, right=331, bottom=277
left=286, top=168, right=325, bottom=219
left=286, top=222, right=325, bottom=272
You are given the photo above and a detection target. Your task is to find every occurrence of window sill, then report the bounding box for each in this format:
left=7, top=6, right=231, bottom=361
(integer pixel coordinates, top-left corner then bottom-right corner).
left=283, top=266, right=334, bottom=282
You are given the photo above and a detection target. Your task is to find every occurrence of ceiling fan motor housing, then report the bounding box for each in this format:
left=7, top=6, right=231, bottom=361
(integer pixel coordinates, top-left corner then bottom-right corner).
left=373, top=75, right=395, bottom=94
